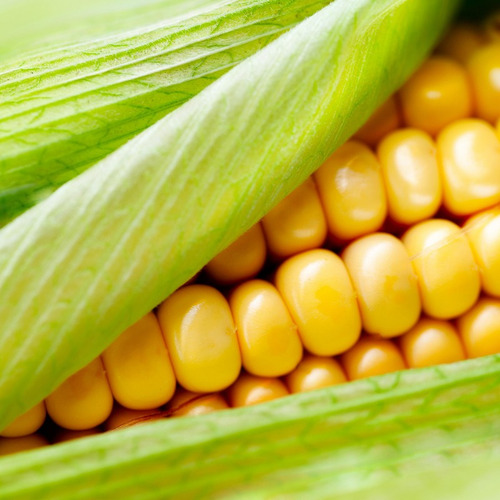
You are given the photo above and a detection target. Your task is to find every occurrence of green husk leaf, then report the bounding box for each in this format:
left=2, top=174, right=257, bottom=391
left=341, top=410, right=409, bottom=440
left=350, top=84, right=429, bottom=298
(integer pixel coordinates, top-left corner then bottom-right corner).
left=0, top=0, right=220, bottom=61
left=0, top=0, right=331, bottom=224
left=0, top=0, right=459, bottom=429
left=1, top=356, right=499, bottom=498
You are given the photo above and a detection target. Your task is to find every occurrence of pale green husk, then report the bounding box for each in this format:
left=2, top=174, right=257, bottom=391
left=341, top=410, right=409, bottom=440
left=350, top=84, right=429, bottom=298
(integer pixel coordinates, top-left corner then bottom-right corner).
left=0, top=0, right=331, bottom=224
left=0, top=356, right=499, bottom=498
left=0, top=0, right=459, bottom=430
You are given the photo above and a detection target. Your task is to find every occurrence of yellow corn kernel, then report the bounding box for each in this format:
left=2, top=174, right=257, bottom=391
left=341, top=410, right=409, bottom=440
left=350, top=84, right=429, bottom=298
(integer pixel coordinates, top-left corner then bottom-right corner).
left=157, top=285, right=241, bottom=393
left=45, top=358, right=113, bottom=431
left=102, top=312, right=176, bottom=410
left=285, top=354, right=346, bottom=393
left=402, top=219, right=480, bottom=319
left=437, top=23, right=486, bottom=63
left=353, top=96, right=401, bottom=146
left=55, top=428, right=100, bottom=443
left=0, top=435, right=49, bottom=457
left=341, top=338, right=406, bottom=380
left=467, top=43, right=500, bottom=123
left=399, top=318, right=465, bottom=368
left=168, top=390, right=228, bottom=417
left=204, top=223, right=266, bottom=285
left=275, top=249, right=361, bottom=356
left=226, top=374, right=289, bottom=407
left=464, top=206, right=500, bottom=297
left=105, top=406, right=164, bottom=431
left=313, top=141, right=387, bottom=242
left=261, top=178, right=327, bottom=259
left=437, top=119, right=500, bottom=215
left=457, top=297, right=500, bottom=357
left=342, top=233, right=421, bottom=337
left=0, top=402, right=46, bottom=438
left=377, top=128, right=442, bottom=225
left=399, top=56, right=473, bottom=136
left=229, top=280, right=302, bottom=377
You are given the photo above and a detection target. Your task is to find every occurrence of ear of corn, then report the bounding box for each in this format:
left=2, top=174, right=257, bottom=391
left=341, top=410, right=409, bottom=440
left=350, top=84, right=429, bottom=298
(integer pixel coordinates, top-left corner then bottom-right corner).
left=0, top=0, right=459, bottom=431
left=1, top=355, right=500, bottom=498
left=0, top=0, right=333, bottom=225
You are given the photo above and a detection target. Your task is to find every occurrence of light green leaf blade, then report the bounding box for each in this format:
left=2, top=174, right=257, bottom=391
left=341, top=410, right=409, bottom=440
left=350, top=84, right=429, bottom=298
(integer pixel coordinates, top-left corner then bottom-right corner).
left=0, top=0, right=459, bottom=429
left=0, top=356, right=499, bottom=498
left=0, top=0, right=331, bottom=224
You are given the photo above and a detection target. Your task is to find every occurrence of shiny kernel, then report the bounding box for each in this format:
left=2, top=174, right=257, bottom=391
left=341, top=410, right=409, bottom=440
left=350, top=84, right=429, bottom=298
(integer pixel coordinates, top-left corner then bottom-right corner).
left=402, top=219, right=480, bottom=319
left=0, top=435, right=49, bottom=457
left=342, top=233, right=421, bottom=337
left=229, top=280, right=302, bottom=377
left=0, top=402, right=46, bottom=438
left=457, top=297, right=500, bottom=357
left=341, top=338, right=406, bottom=380
left=353, top=96, right=401, bottom=146
left=285, top=355, right=346, bottom=393
left=464, top=206, right=500, bottom=297
left=205, top=224, right=266, bottom=284
left=275, top=249, right=361, bottom=356
left=314, top=141, right=387, bottom=242
left=261, top=178, right=327, bottom=258
left=467, top=43, right=500, bottom=123
left=227, top=374, right=289, bottom=407
left=399, top=56, right=473, bottom=136
left=437, top=119, right=500, bottom=215
left=157, top=285, right=241, bottom=393
left=168, top=390, right=228, bottom=417
left=437, top=23, right=486, bottom=63
left=45, top=358, right=113, bottom=431
left=377, top=128, right=442, bottom=225
left=399, top=318, right=465, bottom=368
left=102, top=312, right=176, bottom=410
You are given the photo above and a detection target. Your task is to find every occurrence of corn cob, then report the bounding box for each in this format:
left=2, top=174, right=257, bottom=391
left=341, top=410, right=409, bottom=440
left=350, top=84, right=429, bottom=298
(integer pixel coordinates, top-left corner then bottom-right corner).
left=5, top=2, right=500, bottom=499
left=3, top=28, right=500, bottom=441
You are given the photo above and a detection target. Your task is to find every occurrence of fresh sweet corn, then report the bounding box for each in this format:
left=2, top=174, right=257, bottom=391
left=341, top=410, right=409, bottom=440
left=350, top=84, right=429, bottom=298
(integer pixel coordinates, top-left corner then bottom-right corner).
left=342, top=233, right=421, bottom=337
left=229, top=280, right=303, bottom=377
left=101, top=312, right=176, bottom=410
left=340, top=337, right=407, bottom=380
left=168, top=390, right=229, bottom=417
left=0, top=402, right=46, bottom=438
left=157, top=284, right=241, bottom=393
left=377, top=128, right=442, bottom=225
left=285, top=354, right=346, bottom=393
left=399, top=318, right=466, bottom=368
left=313, top=140, right=387, bottom=242
left=353, top=96, right=401, bottom=146
left=275, top=248, right=361, bottom=356
left=457, top=297, right=500, bottom=358
left=261, top=178, right=327, bottom=259
left=226, top=374, right=289, bottom=407
left=402, top=219, right=481, bottom=319
left=204, top=223, right=267, bottom=285
left=398, top=56, right=473, bottom=136
left=464, top=206, right=500, bottom=296
left=45, top=358, right=113, bottom=431
left=13, top=22, right=500, bottom=449
left=467, top=42, right=500, bottom=123
left=437, top=118, right=500, bottom=215
left=105, top=406, right=164, bottom=431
